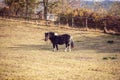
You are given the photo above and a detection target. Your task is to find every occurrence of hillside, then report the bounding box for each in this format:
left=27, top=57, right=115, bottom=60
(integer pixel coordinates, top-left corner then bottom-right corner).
left=80, top=0, right=116, bottom=9
left=0, top=19, right=120, bottom=80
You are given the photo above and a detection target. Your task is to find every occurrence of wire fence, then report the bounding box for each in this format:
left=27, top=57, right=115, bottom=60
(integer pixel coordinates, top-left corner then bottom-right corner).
left=0, top=13, right=120, bottom=34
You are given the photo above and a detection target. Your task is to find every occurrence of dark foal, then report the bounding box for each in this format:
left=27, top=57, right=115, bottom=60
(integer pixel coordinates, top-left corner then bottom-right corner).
left=44, top=32, right=74, bottom=52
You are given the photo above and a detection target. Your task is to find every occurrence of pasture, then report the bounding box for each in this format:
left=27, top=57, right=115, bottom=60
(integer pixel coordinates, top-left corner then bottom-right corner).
left=0, top=19, right=120, bottom=80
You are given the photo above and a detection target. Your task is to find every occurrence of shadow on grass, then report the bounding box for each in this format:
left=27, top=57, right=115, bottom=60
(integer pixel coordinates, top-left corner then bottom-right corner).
left=7, top=34, right=120, bottom=53
left=7, top=44, right=72, bottom=52
left=74, top=34, right=120, bottom=53
left=8, top=44, right=52, bottom=51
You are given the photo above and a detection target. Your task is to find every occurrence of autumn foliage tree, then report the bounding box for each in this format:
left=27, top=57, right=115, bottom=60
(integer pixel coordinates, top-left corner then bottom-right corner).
left=4, top=0, right=38, bottom=18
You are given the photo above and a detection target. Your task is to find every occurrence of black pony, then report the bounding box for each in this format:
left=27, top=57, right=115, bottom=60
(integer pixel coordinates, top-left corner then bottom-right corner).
left=44, top=32, right=74, bottom=52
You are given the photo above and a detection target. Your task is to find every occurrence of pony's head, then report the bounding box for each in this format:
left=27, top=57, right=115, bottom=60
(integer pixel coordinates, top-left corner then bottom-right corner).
left=44, top=32, right=57, bottom=41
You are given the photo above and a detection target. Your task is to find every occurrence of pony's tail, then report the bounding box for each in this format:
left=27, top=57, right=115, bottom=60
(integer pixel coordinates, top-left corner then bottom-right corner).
left=71, top=39, right=74, bottom=48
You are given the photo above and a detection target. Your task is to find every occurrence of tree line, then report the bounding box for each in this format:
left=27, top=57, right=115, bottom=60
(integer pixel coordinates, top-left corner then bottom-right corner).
left=0, top=0, right=120, bottom=19
left=0, top=0, right=120, bottom=34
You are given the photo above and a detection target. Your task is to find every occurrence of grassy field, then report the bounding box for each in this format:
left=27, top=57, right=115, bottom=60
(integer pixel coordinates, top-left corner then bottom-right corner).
left=0, top=19, right=120, bottom=80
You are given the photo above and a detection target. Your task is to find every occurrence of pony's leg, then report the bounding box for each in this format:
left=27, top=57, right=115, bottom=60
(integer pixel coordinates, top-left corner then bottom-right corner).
left=64, top=47, right=67, bottom=52
left=68, top=45, right=71, bottom=52
left=56, top=45, right=58, bottom=50
left=65, top=44, right=68, bottom=52
left=68, top=41, right=72, bottom=52
left=53, top=44, right=56, bottom=52
left=65, top=43, right=71, bottom=52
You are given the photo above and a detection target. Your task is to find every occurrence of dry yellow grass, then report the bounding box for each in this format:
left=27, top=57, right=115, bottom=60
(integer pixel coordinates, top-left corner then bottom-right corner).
left=0, top=19, right=120, bottom=80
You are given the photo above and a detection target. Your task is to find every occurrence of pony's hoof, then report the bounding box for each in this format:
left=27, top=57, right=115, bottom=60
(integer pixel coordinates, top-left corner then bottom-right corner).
left=64, top=50, right=67, bottom=52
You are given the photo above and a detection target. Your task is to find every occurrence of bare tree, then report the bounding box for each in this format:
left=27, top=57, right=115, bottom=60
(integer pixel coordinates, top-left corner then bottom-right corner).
left=43, top=0, right=48, bottom=20
left=109, top=2, right=120, bottom=16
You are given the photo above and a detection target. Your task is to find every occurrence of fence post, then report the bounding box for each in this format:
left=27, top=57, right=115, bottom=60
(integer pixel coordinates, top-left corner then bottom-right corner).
left=58, top=15, right=60, bottom=27
left=85, top=17, right=88, bottom=31
left=72, top=17, right=74, bottom=27
left=103, top=19, right=108, bottom=33
left=67, top=18, right=69, bottom=27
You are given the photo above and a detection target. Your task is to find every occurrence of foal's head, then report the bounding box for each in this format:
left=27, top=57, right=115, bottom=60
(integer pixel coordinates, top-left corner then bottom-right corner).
left=44, top=32, right=56, bottom=41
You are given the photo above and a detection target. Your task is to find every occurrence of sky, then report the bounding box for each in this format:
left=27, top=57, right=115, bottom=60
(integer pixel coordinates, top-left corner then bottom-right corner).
left=0, top=0, right=2, bottom=2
